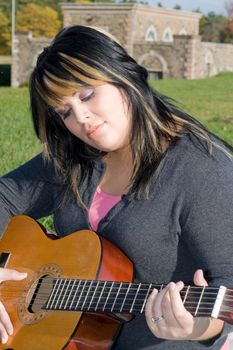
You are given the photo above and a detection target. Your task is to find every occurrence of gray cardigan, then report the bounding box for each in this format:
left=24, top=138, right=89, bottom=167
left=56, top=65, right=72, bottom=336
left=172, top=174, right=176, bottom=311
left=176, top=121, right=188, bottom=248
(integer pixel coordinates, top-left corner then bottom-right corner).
left=1, top=133, right=233, bottom=349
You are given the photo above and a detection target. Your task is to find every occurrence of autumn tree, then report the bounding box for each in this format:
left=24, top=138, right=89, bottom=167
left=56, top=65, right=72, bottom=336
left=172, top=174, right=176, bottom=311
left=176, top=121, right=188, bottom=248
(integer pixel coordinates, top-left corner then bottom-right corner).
left=199, top=12, right=230, bottom=43
left=16, top=3, right=61, bottom=38
left=225, top=0, right=233, bottom=19
left=0, top=9, right=11, bottom=54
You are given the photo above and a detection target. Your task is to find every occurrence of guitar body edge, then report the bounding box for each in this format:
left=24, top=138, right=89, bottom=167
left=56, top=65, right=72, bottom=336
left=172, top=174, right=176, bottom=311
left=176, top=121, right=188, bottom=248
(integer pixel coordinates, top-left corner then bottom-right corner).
left=64, top=236, right=134, bottom=350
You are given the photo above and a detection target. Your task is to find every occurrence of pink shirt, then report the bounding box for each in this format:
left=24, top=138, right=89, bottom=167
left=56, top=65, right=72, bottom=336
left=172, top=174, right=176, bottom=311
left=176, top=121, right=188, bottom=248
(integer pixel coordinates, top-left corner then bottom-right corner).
left=88, top=186, right=121, bottom=231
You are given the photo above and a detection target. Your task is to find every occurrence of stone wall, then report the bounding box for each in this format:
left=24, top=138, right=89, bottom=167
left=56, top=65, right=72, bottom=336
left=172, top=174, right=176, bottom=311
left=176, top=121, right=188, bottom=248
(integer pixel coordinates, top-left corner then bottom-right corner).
left=194, top=41, right=233, bottom=79
left=11, top=33, right=51, bottom=87
left=62, top=3, right=134, bottom=54
left=11, top=3, right=233, bottom=86
left=61, top=3, right=201, bottom=56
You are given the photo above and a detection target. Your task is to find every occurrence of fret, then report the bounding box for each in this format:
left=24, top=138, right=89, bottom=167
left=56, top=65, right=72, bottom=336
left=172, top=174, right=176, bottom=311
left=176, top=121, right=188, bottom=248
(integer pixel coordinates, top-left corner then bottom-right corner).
left=64, top=279, right=76, bottom=310
left=140, top=283, right=152, bottom=313
left=75, top=280, right=87, bottom=310
left=102, top=282, right=114, bottom=311
left=46, top=279, right=59, bottom=309
left=182, top=285, right=190, bottom=306
left=54, top=279, right=67, bottom=309
left=130, top=283, right=141, bottom=313
left=81, top=280, right=94, bottom=311
left=194, top=286, right=205, bottom=316
left=120, top=283, right=132, bottom=313
left=111, top=282, right=122, bottom=312
left=94, top=281, right=107, bottom=311
left=50, top=279, right=63, bottom=309
left=69, top=280, right=82, bottom=310
left=88, top=280, right=99, bottom=311
left=59, top=279, right=72, bottom=310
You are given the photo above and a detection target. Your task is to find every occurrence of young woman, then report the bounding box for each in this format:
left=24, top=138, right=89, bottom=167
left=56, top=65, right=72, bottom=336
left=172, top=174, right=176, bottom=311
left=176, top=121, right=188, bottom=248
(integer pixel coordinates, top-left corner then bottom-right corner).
left=0, top=25, right=233, bottom=349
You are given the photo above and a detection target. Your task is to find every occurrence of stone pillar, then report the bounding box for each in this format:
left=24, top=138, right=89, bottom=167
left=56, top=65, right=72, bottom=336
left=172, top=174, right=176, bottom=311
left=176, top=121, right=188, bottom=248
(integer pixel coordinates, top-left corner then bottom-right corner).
left=183, top=35, right=201, bottom=79
left=11, top=36, right=20, bottom=87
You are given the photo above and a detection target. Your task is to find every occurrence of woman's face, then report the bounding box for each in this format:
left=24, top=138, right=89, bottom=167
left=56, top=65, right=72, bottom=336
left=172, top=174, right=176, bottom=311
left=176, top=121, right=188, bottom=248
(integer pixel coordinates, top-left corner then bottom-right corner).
left=55, top=83, right=132, bottom=153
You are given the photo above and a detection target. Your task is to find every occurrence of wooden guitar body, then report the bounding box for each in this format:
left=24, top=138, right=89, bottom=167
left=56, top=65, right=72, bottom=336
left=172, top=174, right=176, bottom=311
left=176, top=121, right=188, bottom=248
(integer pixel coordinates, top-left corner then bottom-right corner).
left=0, top=216, right=133, bottom=350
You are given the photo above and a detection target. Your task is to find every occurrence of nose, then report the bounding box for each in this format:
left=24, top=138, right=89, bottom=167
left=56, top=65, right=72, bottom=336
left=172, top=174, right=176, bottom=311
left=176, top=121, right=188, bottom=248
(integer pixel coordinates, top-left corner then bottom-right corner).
left=71, top=100, right=90, bottom=124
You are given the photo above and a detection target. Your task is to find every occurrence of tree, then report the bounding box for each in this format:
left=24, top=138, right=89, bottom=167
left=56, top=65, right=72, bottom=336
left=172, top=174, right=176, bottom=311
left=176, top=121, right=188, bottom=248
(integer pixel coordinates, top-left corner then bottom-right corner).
left=0, top=9, right=11, bottom=54
left=225, top=0, right=233, bottom=20
left=173, top=4, right=181, bottom=10
left=16, top=3, right=61, bottom=38
left=157, top=2, right=163, bottom=7
left=199, top=12, right=232, bottom=43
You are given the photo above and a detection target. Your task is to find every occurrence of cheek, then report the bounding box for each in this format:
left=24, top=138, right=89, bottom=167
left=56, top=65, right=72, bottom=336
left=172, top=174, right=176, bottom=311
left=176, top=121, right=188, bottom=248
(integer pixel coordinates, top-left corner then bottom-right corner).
left=63, top=119, right=82, bottom=138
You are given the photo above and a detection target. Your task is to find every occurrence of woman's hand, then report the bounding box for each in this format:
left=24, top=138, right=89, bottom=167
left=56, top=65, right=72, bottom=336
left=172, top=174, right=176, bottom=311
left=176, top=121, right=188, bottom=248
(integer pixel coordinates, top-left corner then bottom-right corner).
left=145, top=269, right=224, bottom=341
left=0, top=268, right=27, bottom=344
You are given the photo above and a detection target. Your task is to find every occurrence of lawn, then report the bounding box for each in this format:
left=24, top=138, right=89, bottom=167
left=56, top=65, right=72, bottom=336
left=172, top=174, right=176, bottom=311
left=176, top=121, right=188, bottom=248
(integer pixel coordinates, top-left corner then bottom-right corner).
left=1, top=72, right=233, bottom=228
left=1, top=72, right=233, bottom=177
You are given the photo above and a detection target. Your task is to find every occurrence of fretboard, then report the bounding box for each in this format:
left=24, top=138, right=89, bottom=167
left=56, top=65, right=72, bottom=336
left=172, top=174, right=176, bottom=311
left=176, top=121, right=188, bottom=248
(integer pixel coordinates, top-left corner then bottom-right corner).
left=32, top=278, right=228, bottom=318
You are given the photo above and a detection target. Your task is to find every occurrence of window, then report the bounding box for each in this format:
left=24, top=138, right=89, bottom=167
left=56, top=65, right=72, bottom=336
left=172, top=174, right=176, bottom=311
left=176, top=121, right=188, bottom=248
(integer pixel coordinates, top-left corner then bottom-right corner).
left=179, top=28, right=187, bottom=35
left=145, top=25, right=157, bottom=42
left=162, top=27, right=173, bottom=42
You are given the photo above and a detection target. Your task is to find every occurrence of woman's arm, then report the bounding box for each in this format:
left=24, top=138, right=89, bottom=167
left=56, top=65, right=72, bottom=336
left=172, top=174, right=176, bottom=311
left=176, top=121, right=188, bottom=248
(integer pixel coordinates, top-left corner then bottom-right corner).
left=0, top=154, right=65, bottom=235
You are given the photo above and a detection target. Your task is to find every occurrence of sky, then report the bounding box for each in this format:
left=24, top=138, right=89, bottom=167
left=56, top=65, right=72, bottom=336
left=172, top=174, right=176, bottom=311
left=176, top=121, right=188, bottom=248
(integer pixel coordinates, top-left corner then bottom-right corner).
left=148, top=0, right=229, bottom=15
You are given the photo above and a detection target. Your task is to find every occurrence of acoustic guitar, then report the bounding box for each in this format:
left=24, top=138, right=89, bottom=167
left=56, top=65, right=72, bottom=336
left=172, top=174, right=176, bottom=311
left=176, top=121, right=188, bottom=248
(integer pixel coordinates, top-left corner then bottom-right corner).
left=0, top=215, right=232, bottom=350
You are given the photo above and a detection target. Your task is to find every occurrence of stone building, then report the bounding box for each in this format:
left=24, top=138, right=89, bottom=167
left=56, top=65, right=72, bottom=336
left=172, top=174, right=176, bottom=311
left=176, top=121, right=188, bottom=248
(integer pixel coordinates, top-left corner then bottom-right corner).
left=11, top=3, right=233, bottom=86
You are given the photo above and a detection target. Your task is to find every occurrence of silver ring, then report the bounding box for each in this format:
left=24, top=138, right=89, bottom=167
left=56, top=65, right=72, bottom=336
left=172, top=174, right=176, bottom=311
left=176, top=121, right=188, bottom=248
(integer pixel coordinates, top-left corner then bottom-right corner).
left=151, top=315, right=164, bottom=324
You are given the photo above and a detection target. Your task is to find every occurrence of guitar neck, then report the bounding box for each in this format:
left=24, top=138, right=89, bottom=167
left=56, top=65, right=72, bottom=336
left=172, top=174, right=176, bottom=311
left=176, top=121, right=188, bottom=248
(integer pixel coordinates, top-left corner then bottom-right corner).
left=35, top=278, right=232, bottom=320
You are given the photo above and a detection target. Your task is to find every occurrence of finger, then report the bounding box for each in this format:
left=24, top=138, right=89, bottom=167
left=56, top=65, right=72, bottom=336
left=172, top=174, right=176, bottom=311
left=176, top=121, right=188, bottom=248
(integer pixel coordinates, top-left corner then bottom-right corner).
left=169, top=282, right=193, bottom=329
left=0, top=322, right=8, bottom=344
left=193, top=269, right=208, bottom=287
left=0, top=302, right=13, bottom=336
left=145, top=288, right=159, bottom=321
left=151, top=285, right=169, bottom=321
left=0, top=268, right=27, bottom=282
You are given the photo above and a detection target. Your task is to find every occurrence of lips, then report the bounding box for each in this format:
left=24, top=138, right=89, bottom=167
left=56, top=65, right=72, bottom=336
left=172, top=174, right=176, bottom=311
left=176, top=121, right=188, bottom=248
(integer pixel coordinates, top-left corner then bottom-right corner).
left=87, top=123, right=104, bottom=137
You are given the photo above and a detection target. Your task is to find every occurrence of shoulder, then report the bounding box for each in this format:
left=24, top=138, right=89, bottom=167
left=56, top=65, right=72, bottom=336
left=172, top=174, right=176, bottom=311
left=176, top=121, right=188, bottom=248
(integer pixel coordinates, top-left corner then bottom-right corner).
left=156, top=132, right=233, bottom=208
left=168, top=132, right=233, bottom=180
left=2, top=153, right=65, bottom=185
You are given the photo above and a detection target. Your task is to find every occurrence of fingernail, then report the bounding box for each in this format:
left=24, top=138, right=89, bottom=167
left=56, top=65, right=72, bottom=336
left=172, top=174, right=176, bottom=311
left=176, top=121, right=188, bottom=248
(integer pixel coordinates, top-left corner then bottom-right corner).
left=1, top=335, right=8, bottom=344
left=169, top=282, right=176, bottom=290
left=8, top=328, right=13, bottom=335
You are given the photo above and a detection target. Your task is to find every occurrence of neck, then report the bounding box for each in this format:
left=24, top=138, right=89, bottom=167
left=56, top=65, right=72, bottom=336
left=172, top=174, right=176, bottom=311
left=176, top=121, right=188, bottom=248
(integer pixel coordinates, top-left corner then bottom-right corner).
left=104, top=145, right=134, bottom=167
left=32, top=278, right=229, bottom=323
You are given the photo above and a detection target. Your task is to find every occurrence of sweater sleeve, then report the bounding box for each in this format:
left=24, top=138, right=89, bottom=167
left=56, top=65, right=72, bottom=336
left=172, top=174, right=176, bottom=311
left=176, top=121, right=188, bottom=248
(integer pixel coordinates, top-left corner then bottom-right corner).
left=0, top=154, right=65, bottom=235
left=182, top=160, right=233, bottom=287
left=181, top=155, right=233, bottom=347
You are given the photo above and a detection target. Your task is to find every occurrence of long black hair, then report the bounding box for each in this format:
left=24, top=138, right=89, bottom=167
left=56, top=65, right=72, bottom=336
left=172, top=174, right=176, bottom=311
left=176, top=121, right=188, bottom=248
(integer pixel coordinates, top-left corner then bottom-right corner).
left=30, top=25, right=231, bottom=202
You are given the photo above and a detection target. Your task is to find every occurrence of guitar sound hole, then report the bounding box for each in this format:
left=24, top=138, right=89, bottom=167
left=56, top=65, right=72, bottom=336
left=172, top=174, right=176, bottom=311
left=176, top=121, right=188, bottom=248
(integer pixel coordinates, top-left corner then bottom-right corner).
left=29, top=275, right=54, bottom=313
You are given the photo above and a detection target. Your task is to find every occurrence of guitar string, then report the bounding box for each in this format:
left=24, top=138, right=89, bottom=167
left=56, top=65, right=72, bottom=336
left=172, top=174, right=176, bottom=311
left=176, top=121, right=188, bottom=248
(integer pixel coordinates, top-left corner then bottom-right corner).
left=2, top=281, right=233, bottom=307
left=1, top=284, right=233, bottom=313
left=1, top=283, right=233, bottom=299
left=2, top=299, right=232, bottom=316
left=2, top=280, right=232, bottom=292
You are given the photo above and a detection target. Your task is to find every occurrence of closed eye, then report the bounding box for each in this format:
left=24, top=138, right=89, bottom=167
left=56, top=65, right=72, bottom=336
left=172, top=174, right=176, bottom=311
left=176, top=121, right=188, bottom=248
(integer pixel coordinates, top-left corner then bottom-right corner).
left=79, top=87, right=95, bottom=102
left=55, top=87, right=95, bottom=120
left=55, top=106, right=72, bottom=120
left=63, top=108, right=72, bottom=120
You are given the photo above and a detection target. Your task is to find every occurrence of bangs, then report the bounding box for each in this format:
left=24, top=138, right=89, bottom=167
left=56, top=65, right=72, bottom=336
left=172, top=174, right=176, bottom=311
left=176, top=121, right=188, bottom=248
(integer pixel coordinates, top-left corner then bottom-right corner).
left=34, top=53, right=112, bottom=108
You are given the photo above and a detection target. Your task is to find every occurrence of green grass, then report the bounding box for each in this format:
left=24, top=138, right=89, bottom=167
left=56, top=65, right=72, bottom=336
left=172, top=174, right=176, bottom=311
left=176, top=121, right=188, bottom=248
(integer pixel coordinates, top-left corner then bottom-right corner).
left=151, top=72, right=233, bottom=144
left=0, top=88, right=41, bottom=174
left=1, top=72, right=233, bottom=230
